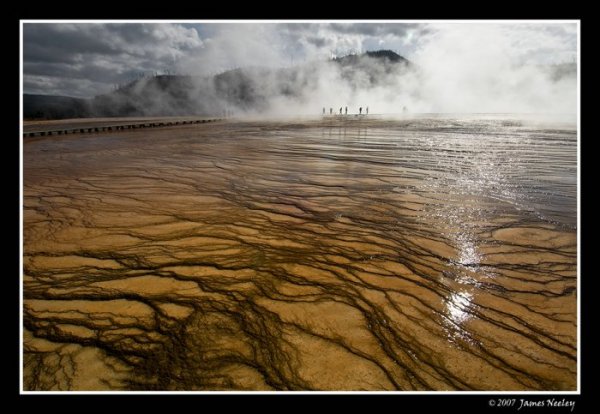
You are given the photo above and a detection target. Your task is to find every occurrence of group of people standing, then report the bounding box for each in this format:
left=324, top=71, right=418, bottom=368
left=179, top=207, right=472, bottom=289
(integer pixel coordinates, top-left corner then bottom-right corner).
left=323, top=106, right=369, bottom=115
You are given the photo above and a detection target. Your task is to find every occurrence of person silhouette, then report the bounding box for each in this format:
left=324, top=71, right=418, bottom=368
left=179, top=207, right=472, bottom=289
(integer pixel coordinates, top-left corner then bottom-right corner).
left=330, top=108, right=333, bottom=115
left=345, top=106, right=348, bottom=115
left=339, top=107, right=342, bottom=114
left=366, top=106, right=369, bottom=115
left=323, top=107, right=325, bottom=115
left=359, top=107, right=362, bottom=115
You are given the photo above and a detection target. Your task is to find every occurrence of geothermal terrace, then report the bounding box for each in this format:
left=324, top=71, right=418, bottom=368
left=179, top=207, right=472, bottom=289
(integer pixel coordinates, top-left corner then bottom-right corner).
left=22, top=116, right=577, bottom=391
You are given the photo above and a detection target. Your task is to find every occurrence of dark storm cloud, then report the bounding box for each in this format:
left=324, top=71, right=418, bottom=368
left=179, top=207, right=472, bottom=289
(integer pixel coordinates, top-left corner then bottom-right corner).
left=278, top=22, right=429, bottom=38
left=24, top=25, right=119, bottom=62
left=24, top=23, right=202, bottom=60
left=20, top=22, right=433, bottom=98
left=327, top=22, right=425, bottom=37
left=23, top=23, right=203, bottom=97
left=22, top=21, right=576, bottom=101
left=275, top=23, right=434, bottom=62
left=278, top=22, right=430, bottom=51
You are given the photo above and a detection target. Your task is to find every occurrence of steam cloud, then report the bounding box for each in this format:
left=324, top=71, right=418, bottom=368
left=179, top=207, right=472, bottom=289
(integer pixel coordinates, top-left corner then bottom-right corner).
left=23, top=22, right=578, bottom=116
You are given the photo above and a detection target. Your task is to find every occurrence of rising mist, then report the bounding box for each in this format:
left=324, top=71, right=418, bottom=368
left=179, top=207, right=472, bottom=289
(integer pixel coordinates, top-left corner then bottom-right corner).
left=23, top=22, right=578, bottom=118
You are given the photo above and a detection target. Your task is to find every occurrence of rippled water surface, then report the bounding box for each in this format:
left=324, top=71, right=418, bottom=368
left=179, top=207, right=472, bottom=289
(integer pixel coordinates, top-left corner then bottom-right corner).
left=23, top=115, right=577, bottom=390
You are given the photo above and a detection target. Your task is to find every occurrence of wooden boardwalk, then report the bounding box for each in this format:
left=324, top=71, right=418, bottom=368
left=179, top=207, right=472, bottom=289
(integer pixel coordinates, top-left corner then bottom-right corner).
left=22, top=118, right=224, bottom=138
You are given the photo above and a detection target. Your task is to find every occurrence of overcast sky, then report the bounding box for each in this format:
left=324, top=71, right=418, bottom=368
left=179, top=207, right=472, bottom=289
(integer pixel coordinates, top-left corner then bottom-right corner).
left=22, top=21, right=578, bottom=98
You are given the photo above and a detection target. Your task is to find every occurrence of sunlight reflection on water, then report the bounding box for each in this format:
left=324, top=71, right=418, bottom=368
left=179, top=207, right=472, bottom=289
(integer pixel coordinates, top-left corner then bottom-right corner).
left=447, top=291, right=473, bottom=325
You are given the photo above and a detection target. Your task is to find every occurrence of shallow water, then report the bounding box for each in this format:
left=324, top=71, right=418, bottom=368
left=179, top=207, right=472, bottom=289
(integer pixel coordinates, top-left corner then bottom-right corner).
left=23, top=116, right=577, bottom=390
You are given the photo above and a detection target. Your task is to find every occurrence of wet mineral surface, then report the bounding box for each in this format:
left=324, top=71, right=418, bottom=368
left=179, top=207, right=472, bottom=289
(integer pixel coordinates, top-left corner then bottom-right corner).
left=23, top=116, right=577, bottom=391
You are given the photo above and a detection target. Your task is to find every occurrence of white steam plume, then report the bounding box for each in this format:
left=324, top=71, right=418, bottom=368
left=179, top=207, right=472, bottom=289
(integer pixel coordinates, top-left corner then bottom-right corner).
left=136, top=23, right=578, bottom=117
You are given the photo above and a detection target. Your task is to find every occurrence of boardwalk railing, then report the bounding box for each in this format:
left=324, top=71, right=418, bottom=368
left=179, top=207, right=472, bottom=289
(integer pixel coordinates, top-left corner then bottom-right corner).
left=23, top=118, right=223, bottom=138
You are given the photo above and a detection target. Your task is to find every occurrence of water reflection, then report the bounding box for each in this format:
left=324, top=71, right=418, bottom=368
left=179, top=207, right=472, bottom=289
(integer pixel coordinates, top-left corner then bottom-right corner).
left=456, top=235, right=480, bottom=267
left=446, top=291, right=473, bottom=325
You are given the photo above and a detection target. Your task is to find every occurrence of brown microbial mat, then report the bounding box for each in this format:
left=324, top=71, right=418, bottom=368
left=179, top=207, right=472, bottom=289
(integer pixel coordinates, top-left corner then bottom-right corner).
left=22, top=116, right=577, bottom=391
